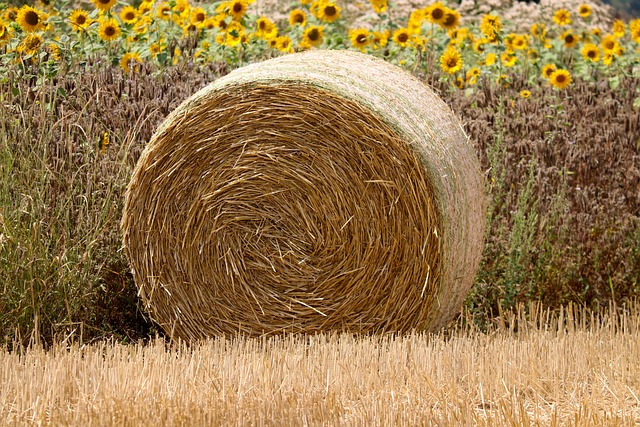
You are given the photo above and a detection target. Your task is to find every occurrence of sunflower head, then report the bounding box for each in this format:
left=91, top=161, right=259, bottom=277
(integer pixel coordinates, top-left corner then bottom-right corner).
left=91, top=0, right=117, bottom=12
left=562, top=30, right=579, bottom=48
left=549, top=69, right=572, bottom=90
left=18, top=33, right=43, bottom=56
left=255, top=16, right=277, bottom=40
left=581, top=43, right=600, bottom=62
left=228, top=0, right=249, bottom=21
left=425, top=2, right=447, bottom=24
left=349, top=28, right=370, bottom=51
left=541, top=63, right=556, bottom=79
left=530, top=23, right=546, bottom=39
left=190, top=7, right=207, bottom=26
left=480, top=14, right=501, bottom=42
left=520, top=90, right=531, bottom=99
left=120, top=52, right=142, bottom=74
left=369, top=0, right=387, bottom=14
left=98, top=18, right=121, bottom=41
left=3, top=7, right=19, bottom=22
left=156, top=2, right=172, bottom=20
left=441, top=8, right=460, bottom=30
left=371, top=30, right=389, bottom=49
left=439, top=47, right=463, bottom=74
left=289, top=9, right=306, bottom=26
left=315, top=2, right=340, bottom=23
left=392, top=27, right=411, bottom=47
left=612, top=20, right=625, bottom=38
left=120, top=6, right=138, bottom=24
left=578, top=4, right=591, bottom=18
left=69, top=9, right=91, bottom=31
left=601, top=34, right=617, bottom=52
left=300, top=25, right=324, bottom=48
left=17, top=5, right=45, bottom=33
left=553, top=9, right=571, bottom=26
left=275, top=35, right=292, bottom=52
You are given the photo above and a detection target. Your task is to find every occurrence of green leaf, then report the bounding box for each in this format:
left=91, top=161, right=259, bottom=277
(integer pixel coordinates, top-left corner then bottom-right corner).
left=609, top=75, right=620, bottom=90
left=633, top=97, right=640, bottom=110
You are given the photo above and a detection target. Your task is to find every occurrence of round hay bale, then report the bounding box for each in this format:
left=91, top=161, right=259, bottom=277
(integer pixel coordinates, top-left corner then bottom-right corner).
left=122, top=50, right=485, bottom=340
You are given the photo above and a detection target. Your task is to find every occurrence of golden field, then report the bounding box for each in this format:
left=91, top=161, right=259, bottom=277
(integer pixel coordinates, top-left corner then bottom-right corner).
left=2, top=303, right=639, bottom=426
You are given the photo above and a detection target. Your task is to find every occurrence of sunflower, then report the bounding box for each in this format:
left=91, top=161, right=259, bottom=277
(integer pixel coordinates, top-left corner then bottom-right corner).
left=465, top=67, right=480, bottom=85
left=349, top=28, right=370, bottom=51
left=541, top=63, right=556, bottom=79
left=581, top=43, right=600, bottom=62
left=553, top=9, right=571, bottom=26
left=0, top=20, right=13, bottom=44
left=216, top=21, right=245, bottom=47
left=484, top=52, right=496, bottom=66
left=601, top=34, right=617, bottom=52
left=453, top=77, right=464, bottom=89
left=449, top=27, right=470, bottom=43
left=591, top=27, right=601, bottom=38
left=425, top=2, right=447, bottom=25
left=496, top=74, right=510, bottom=87
left=138, top=0, right=153, bottom=15
left=3, top=7, right=18, bottom=22
left=408, top=9, right=425, bottom=34
left=190, top=7, right=207, bottom=27
left=69, top=9, right=91, bottom=31
left=578, top=4, right=591, bottom=18
left=156, top=2, right=171, bottom=20
left=472, top=39, right=486, bottom=53
left=602, top=52, right=614, bottom=66
left=255, top=16, right=277, bottom=40
left=549, top=69, right=571, bottom=89
left=515, top=34, right=529, bottom=50
left=562, top=30, right=579, bottom=48
left=392, top=27, right=411, bottom=47
left=520, top=90, right=531, bottom=98
left=212, top=13, right=228, bottom=31
left=275, top=35, right=292, bottom=52
left=120, top=6, right=138, bottom=25
left=17, top=5, right=45, bottom=33
left=369, top=0, right=387, bottom=14
left=149, top=41, right=166, bottom=58
left=300, top=25, right=324, bottom=48
left=631, top=21, right=640, bottom=44
left=480, top=14, right=501, bottom=42
left=316, top=2, right=340, bottom=23
left=227, top=0, right=249, bottom=21
left=17, top=33, right=43, bottom=56
left=439, top=47, right=462, bottom=74
left=120, top=52, right=142, bottom=73
left=91, top=0, right=117, bottom=12
left=134, top=16, right=151, bottom=34
left=45, top=42, right=61, bottom=61
left=371, top=30, right=389, bottom=49
left=612, top=20, right=625, bottom=38
left=289, top=9, right=306, bottom=26
left=530, top=23, right=546, bottom=39
left=172, top=0, right=190, bottom=16
left=98, top=18, right=121, bottom=41
left=441, top=8, right=460, bottom=30
left=501, top=51, right=517, bottom=67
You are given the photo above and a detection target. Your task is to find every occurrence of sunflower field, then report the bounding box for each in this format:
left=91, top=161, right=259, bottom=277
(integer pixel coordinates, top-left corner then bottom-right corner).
left=0, top=0, right=639, bottom=344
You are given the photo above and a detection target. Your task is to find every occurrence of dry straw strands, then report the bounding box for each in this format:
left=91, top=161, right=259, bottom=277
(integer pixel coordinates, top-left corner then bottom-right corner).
left=122, top=50, right=485, bottom=340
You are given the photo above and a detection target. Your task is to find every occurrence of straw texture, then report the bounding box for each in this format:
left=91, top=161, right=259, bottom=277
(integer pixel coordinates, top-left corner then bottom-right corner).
left=122, top=50, right=485, bottom=339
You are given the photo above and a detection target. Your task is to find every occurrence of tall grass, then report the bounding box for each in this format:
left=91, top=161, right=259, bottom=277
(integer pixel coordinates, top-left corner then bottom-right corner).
left=2, top=302, right=639, bottom=426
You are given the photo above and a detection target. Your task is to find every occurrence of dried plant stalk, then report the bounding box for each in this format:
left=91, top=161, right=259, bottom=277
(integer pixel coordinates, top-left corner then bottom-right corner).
left=122, top=50, right=485, bottom=340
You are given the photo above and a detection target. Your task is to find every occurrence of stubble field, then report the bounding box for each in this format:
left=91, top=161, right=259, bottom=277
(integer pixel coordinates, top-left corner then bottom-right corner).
left=2, top=303, right=639, bottom=426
